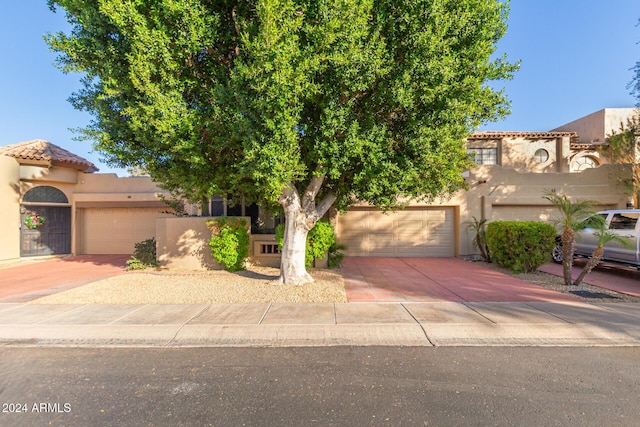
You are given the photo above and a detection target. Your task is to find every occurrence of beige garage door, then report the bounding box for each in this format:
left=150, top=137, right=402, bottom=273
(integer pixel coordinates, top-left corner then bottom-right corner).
left=338, top=208, right=456, bottom=257
left=83, top=208, right=168, bottom=254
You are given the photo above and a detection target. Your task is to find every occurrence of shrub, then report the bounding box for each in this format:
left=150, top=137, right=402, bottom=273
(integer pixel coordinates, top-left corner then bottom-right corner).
left=465, top=216, right=491, bottom=262
left=328, top=242, right=347, bottom=268
left=126, top=238, right=157, bottom=270
left=275, top=221, right=336, bottom=268
left=207, top=217, right=250, bottom=272
left=486, top=221, right=556, bottom=273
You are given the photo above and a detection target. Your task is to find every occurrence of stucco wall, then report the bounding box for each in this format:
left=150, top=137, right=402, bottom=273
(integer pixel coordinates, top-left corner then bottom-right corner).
left=156, top=217, right=251, bottom=271
left=460, top=163, right=629, bottom=255
left=552, top=108, right=638, bottom=142
left=0, top=156, right=21, bottom=260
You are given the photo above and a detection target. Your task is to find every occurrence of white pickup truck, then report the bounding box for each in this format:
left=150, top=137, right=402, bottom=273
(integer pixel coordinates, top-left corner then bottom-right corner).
left=552, top=209, right=640, bottom=268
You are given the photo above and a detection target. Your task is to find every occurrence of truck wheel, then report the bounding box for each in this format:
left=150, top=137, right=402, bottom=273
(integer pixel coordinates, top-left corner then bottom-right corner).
left=552, top=241, right=563, bottom=264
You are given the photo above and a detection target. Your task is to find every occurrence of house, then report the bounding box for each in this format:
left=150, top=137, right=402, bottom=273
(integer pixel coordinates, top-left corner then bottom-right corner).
left=0, top=139, right=172, bottom=261
left=335, top=108, right=635, bottom=258
left=0, top=108, right=636, bottom=266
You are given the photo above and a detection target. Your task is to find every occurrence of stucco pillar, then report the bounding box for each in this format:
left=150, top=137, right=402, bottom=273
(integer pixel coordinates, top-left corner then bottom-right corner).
left=0, top=156, right=21, bottom=260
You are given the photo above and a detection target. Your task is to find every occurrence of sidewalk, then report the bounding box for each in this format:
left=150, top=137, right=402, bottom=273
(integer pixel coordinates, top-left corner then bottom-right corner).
left=1, top=301, right=639, bottom=347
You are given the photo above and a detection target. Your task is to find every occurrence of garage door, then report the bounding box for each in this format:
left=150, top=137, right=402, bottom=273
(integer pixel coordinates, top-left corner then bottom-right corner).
left=83, top=208, right=169, bottom=254
left=337, top=208, right=456, bottom=257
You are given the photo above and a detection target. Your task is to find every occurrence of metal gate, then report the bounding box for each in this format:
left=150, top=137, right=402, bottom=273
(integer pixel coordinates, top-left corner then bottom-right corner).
left=20, top=206, right=71, bottom=256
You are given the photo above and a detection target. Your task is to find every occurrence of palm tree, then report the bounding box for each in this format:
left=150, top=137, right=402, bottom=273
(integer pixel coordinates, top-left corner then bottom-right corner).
left=572, top=226, right=629, bottom=286
left=543, top=191, right=599, bottom=286
left=465, top=216, right=491, bottom=262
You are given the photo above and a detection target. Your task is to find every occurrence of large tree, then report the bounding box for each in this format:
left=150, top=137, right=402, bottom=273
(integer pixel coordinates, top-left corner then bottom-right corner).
left=47, top=0, right=517, bottom=285
left=605, top=114, right=640, bottom=207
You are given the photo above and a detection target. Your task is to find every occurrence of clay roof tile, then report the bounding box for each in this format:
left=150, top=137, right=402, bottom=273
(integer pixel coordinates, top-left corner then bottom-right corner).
left=0, top=139, right=98, bottom=172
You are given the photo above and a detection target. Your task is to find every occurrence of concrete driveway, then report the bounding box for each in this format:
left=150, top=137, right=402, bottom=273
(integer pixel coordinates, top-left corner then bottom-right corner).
left=0, top=255, right=128, bottom=302
left=342, top=257, right=580, bottom=303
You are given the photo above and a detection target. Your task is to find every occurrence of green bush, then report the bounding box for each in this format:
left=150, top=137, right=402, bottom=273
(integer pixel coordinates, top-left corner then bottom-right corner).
left=275, top=221, right=336, bottom=268
left=126, top=238, right=157, bottom=270
left=486, top=221, right=556, bottom=273
left=328, top=242, right=347, bottom=268
left=207, top=217, right=250, bottom=272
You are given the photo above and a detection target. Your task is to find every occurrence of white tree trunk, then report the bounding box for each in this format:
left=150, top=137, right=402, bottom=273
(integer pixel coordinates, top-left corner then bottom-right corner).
left=278, top=210, right=314, bottom=285
left=276, top=176, right=336, bottom=286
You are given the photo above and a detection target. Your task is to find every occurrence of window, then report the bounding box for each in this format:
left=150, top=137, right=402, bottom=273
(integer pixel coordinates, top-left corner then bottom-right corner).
left=22, top=186, right=68, bottom=204
left=583, top=213, right=608, bottom=229
left=609, top=213, right=639, bottom=230
left=259, top=243, right=280, bottom=255
left=534, top=149, right=549, bottom=163
left=573, top=156, right=598, bottom=171
left=467, top=148, right=497, bottom=165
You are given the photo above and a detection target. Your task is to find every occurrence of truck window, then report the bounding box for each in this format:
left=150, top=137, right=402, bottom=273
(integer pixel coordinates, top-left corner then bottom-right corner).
left=583, top=213, right=607, bottom=228
left=609, top=213, right=639, bottom=230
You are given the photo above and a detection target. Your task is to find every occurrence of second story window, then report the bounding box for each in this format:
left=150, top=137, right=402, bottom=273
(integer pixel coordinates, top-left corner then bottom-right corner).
left=467, top=148, right=497, bottom=165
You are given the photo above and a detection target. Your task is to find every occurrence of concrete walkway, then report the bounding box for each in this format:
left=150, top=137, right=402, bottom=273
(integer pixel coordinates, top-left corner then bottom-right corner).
left=0, top=301, right=639, bottom=347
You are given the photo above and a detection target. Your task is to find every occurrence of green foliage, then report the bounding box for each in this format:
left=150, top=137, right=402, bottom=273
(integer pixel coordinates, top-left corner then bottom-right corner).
left=275, top=221, right=336, bottom=268
left=603, top=115, right=640, bottom=206
left=573, top=222, right=631, bottom=286
left=158, top=193, right=188, bottom=217
left=275, top=223, right=285, bottom=249
left=328, top=242, right=346, bottom=268
left=307, top=221, right=335, bottom=267
left=125, top=257, right=149, bottom=271
left=207, top=217, right=250, bottom=272
left=543, top=191, right=599, bottom=233
left=126, top=238, right=157, bottom=270
left=543, top=190, right=600, bottom=285
left=486, top=221, right=556, bottom=274
left=47, top=0, right=517, bottom=210
left=465, top=216, right=491, bottom=262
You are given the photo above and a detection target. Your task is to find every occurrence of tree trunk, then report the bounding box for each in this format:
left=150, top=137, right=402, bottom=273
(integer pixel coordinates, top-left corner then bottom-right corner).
left=278, top=209, right=314, bottom=285
left=276, top=177, right=336, bottom=286
left=573, top=246, right=604, bottom=286
left=561, top=228, right=575, bottom=286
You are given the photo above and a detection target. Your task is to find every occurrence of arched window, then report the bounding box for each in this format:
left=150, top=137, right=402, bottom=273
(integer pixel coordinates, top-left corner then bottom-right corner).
left=22, top=186, right=69, bottom=204
left=573, top=156, right=599, bottom=171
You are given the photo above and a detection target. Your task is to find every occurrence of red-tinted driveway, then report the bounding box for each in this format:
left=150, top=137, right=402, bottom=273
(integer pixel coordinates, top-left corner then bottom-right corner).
left=0, top=255, right=128, bottom=302
left=342, top=257, right=580, bottom=303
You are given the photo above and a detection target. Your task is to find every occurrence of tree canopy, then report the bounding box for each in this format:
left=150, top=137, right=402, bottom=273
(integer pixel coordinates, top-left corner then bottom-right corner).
left=47, top=0, right=517, bottom=209
left=47, top=0, right=518, bottom=283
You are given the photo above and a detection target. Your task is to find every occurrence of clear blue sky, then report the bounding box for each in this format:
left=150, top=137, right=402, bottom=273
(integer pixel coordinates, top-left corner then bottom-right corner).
left=1, top=1, right=639, bottom=176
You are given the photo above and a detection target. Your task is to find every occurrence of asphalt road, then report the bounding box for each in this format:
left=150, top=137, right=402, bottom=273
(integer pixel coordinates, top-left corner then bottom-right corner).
left=1, top=347, right=639, bottom=426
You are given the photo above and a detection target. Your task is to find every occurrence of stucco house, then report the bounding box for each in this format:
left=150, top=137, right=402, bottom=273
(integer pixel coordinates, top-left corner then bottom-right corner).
left=0, top=108, right=636, bottom=266
left=0, top=139, right=172, bottom=261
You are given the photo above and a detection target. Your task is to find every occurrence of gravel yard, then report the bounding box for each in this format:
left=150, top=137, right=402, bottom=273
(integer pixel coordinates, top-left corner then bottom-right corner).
left=476, top=260, right=640, bottom=303
left=29, top=266, right=347, bottom=304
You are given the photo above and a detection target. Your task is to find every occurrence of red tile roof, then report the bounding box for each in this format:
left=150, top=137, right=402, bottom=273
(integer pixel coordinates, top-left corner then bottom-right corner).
left=0, top=139, right=98, bottom=172
left=468, top=131, right=579, bottom=141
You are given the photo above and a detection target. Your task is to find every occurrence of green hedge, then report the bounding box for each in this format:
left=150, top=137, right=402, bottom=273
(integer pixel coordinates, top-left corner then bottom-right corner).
left=486, top=221, right=556, bottom=273
left=207, top=217, right=250, bottom=272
